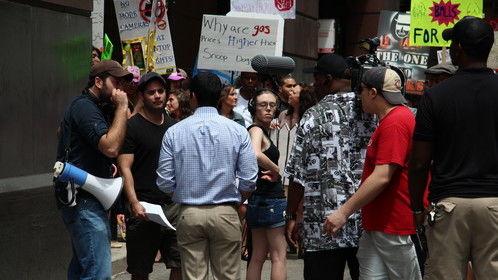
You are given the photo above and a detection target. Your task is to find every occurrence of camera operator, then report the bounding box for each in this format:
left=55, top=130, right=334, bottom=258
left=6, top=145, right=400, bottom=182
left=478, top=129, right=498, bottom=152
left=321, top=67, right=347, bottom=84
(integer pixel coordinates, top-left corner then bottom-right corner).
left=55, top=60, right=132, bottom=279
left=285, top=54, right=376, bottom=280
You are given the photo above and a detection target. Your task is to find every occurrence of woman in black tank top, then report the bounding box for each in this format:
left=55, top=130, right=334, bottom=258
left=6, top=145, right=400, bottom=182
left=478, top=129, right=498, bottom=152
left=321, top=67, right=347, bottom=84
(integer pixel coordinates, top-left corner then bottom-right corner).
left=246, top=89, right=287, bottom=280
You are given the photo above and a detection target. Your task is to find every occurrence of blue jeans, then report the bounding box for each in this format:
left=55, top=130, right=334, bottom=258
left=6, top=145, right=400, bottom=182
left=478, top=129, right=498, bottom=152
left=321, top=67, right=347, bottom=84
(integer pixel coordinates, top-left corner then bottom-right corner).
left=60, top=196, right=112, bottom=280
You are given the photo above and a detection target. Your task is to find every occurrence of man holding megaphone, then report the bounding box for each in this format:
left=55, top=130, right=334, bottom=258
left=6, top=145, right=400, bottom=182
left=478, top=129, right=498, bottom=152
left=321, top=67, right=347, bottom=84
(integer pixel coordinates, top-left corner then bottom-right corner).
left=55, top=60, right=132, bottom=280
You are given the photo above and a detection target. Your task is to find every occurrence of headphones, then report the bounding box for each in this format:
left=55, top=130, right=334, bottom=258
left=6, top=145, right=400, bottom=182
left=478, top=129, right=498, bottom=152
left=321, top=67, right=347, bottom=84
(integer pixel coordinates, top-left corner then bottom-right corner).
left=248, top=88, right=281, bottom=117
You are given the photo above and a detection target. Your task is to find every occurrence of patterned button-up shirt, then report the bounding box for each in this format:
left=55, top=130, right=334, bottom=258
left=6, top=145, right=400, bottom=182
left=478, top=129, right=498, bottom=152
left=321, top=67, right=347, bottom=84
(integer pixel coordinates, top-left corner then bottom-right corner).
left=285, top=92, right=376, bottom=252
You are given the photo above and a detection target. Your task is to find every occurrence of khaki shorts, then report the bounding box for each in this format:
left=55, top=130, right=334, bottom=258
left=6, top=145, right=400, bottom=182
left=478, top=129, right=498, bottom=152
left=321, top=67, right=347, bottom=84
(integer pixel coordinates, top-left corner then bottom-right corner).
left=424, top=197, right=498, bottom=280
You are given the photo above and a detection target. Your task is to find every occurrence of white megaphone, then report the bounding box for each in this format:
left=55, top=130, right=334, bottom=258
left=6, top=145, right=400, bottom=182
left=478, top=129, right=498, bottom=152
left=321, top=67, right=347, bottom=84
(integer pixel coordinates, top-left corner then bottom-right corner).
left=53, top=161, right=123, bottom=210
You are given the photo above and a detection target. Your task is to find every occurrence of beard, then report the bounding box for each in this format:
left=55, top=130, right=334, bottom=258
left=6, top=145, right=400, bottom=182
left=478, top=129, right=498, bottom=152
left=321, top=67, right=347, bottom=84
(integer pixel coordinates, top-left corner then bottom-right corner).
left=99, top=83, right=114, bottom=103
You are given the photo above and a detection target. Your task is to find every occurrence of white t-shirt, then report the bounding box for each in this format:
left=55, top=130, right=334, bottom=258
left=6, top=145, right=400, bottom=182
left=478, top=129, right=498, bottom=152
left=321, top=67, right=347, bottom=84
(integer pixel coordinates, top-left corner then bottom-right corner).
left=233, top=88, right=253, bottom=128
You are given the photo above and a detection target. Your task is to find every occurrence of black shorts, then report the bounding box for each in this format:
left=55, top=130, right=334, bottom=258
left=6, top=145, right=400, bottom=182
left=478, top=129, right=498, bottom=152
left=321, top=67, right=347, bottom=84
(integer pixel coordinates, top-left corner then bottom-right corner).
left=304, top=248, right=359, bottom=280
left=126, top=203, right=181, bottom=274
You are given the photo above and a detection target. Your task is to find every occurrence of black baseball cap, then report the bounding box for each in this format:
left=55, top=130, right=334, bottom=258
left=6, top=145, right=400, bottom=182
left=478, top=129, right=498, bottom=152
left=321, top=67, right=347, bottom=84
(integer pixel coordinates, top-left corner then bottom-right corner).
left=362, top=67, right=407, bottom=105
left=442, top=16, right=494, bottom=51
left=138, top=72, right=167, bottom=92
left=303, top=54, right=348, bottom=78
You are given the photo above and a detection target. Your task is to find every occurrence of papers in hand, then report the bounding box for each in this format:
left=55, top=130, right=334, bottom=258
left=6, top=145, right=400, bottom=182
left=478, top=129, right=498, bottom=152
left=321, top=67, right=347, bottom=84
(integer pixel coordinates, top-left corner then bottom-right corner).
left=139, top=201, right=176, bottom=231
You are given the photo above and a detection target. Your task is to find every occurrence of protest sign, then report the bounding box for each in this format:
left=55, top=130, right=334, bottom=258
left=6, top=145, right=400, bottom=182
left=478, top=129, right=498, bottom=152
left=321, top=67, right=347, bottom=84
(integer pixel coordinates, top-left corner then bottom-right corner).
left=197, top=13, right=284, bottom=72
left=486, top=19, right=498, bottom=70
left=91, top=0, right=104, bottom=49
left=437, top=49, right=452, bottom=64
left=409, top=0, right=483, bottom=47
left=231, top=0, right=295, bottom=19
left=377, top=11, right=430, bottom=95
left=113, top=0, right=175, bottom=74
left=318, top=19, right=335, bottom=53
left=101, top=34, right=114, bottom=60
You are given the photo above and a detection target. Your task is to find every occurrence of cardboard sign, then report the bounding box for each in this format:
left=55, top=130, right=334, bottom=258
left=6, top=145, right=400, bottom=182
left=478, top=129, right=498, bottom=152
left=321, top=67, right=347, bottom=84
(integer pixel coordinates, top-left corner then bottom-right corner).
left=91, top=0, right=105, bottom=49
left=230, top=0, right=295, bottom=19
left=377, top=11, right=430, bottom=95
left=197, top=13, right=284, bottom=72
left=409, top=0, right=483, bottom=47
left=114, top=0, right=175, bottom=74
left=318, top=19, right=335, bottom=53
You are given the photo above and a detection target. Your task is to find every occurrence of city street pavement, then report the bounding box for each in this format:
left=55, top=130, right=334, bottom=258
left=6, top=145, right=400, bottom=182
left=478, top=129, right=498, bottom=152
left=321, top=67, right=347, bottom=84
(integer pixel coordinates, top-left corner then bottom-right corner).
left=112, top=243, right=352, bottom=279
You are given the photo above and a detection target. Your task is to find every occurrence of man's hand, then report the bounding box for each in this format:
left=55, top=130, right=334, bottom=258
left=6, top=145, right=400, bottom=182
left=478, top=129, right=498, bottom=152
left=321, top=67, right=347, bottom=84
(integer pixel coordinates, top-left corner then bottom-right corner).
left=111, top=88, right=128, bottom=107
left=260, top=170, right=280, bottom=182
left=130, top=201, right=148, bottom=220
left=413, top=211, right=426, bottom=228
left=286, top=219, right=298, bottom=248
left=323, top=210, right=348, bottom=237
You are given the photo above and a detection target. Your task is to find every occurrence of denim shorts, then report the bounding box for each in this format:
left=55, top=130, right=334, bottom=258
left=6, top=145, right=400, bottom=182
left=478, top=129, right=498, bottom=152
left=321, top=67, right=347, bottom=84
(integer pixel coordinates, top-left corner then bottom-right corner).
left=246, top=195, right=286, bottom=229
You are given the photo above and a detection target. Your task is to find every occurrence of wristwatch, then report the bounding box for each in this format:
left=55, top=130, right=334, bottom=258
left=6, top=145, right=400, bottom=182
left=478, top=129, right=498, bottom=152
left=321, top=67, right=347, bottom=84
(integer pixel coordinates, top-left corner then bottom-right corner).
left=284, top=213, right=296, bottom=221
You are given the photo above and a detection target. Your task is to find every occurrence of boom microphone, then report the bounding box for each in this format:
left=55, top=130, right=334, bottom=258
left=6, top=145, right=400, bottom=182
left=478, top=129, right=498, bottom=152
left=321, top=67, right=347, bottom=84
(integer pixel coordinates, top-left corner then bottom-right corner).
left=251, top=55, right=296, bottom=75
left=53, top=161, right=123, bottom=210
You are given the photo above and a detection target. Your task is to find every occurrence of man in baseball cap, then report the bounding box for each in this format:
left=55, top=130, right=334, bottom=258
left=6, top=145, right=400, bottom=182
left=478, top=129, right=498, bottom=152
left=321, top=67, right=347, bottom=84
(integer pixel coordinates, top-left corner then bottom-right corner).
left=442, top=16, right=494, bottom=65
left=304, top=54, right=350, bottom=100
left=285, top=53, right=376, bottom=279
left=324, top=66, right=421, bottom=279
left=56, top=60, right=132, bottom=279
left=361, top=66, right=407, bottom=105
left=424, top=63, right=458, bottom=89
left=410, top=17, right=498, bottom=279
left=118, top=71, right=181, bottom=280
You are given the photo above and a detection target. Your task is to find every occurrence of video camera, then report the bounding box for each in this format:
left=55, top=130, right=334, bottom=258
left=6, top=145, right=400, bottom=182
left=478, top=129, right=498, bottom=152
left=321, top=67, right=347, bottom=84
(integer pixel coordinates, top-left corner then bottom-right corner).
left=346, top=37, right=406, bottom=94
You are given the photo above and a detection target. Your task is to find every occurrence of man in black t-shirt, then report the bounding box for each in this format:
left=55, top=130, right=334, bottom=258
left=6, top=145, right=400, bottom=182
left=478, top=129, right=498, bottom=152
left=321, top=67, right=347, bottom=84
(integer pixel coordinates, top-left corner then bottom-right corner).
left=117, top=72, right=180, bottom=280
left=409, top=17, right=498, bottom=279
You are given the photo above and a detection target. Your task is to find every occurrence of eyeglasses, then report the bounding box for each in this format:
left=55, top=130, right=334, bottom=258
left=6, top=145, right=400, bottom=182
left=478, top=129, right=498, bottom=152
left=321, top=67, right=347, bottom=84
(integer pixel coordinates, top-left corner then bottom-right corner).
left=256, top=102, right=277, bottom=109
left=145, top=88, right=165, bottom=95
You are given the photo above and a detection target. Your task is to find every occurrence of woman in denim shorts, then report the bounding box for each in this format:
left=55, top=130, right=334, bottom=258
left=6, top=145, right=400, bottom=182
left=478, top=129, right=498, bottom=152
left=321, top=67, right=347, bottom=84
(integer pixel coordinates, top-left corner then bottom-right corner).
left=246, top=89, right=287, bottom=280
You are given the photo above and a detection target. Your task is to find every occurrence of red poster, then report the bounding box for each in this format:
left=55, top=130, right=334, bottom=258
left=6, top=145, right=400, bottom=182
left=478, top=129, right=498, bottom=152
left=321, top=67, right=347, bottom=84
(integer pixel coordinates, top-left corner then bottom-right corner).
left=274, top=0, right=294, bottom=12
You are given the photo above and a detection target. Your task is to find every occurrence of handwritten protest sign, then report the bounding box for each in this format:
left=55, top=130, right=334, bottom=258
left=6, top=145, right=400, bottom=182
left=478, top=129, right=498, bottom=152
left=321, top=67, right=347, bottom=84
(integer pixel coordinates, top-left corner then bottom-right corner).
left=91, top=0, right=104, bottom=49
left=377, top=11, right=429, bottom=95
left=231, top=0, right=295, bottom=19
left=113, top=0, right=175, bottom=74
left=410, top=0, right=483, bottom=47
left=197, top=13, right=284, bottom=72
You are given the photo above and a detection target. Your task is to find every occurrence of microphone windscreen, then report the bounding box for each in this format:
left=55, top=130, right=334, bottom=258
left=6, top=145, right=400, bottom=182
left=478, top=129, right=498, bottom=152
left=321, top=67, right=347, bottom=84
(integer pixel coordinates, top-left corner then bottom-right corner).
left=251, top=55, right=295, bottom=75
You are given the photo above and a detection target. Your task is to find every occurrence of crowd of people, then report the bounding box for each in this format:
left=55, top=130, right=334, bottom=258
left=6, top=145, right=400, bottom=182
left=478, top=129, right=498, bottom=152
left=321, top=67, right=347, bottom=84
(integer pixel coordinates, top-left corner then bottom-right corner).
left=55, top=16, right=497, bottom=280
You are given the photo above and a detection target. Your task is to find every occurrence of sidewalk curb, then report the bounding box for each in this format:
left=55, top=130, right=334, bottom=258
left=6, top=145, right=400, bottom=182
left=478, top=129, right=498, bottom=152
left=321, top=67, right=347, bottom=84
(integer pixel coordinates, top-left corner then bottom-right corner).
left=111, top=243, right=127, bottom=277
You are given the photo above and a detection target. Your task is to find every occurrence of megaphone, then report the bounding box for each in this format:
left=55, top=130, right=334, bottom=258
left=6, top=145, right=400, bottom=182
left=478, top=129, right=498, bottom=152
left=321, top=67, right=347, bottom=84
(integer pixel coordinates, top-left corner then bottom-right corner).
left=53, top=161, right=123, bottom=210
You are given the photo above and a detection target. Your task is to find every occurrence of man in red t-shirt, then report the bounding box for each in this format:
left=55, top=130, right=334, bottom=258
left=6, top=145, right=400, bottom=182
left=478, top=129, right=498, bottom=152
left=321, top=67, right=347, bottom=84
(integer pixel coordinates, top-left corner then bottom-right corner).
left=323, top=67, right=421, bottom=279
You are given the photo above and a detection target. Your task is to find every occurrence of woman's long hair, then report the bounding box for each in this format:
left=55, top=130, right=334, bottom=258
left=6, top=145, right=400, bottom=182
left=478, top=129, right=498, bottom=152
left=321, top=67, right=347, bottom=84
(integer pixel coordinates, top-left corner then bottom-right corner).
left=287, top=83, right=317, bottom=119
left=169, top=89, right=193, bottom=120
left=217, top=85, right=236, bottom=111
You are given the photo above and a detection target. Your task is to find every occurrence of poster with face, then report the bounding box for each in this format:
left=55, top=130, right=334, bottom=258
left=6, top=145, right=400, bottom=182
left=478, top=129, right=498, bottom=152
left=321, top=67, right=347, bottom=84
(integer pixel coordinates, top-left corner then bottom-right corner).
left=376, top=11, right=430, bottom=95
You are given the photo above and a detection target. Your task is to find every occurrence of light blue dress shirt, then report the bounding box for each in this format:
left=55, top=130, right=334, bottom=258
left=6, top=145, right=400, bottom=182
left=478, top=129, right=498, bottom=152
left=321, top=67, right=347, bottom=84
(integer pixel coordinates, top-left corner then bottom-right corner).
left=156, top=106, right=258, bottom=204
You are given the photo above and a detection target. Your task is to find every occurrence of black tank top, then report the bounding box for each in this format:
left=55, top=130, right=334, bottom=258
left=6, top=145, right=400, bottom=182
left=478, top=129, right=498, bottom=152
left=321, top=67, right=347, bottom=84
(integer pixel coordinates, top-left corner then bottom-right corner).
left=248, top=124, right=285, bottom=198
